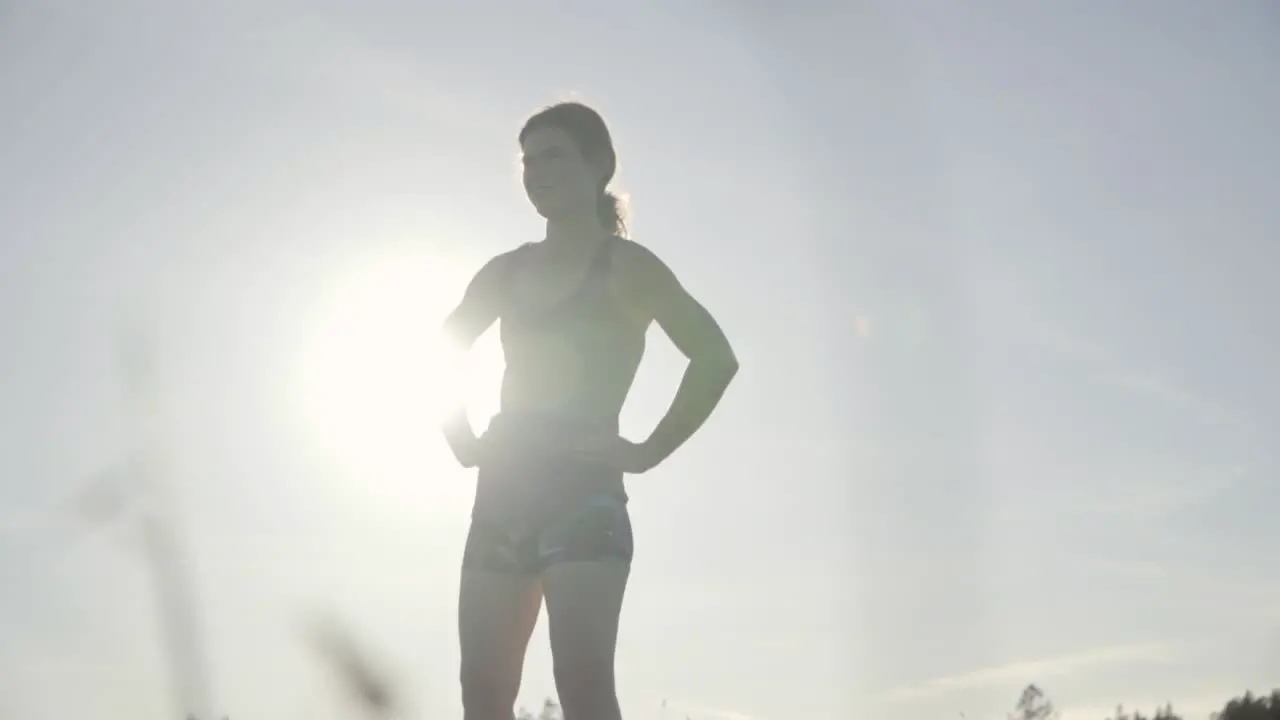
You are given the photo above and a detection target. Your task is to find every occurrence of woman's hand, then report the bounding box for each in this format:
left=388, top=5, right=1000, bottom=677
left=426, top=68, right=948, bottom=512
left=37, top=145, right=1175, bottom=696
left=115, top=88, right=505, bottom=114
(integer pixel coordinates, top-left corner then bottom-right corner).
left=453, top=432, right=488, bottom=469
left=576, top=433, right=659, bottom=475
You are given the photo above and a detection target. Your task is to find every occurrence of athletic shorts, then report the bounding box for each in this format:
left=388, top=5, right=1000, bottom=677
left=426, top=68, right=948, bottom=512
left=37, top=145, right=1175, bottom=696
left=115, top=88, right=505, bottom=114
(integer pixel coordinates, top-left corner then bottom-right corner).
left=462, top=492, right=634, bottom=575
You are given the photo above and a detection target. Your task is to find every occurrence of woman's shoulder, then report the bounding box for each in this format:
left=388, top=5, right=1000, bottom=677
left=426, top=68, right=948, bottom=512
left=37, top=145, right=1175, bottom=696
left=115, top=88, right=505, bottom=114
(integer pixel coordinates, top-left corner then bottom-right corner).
left=606, top=237, right=683, bottom=315
left=610, top=236, right=665, bottom=268
left=498, top=241, right=538, bottom=262
left=610, top=237, right=678, bottom=285
left=478, top=242, right=535, bottom=275
left=464, top=244, right=535, bottom=303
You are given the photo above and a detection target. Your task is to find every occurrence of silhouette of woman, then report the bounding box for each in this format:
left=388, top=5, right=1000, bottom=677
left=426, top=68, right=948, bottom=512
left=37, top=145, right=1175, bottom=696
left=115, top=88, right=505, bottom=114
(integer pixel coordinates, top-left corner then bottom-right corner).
left=439, top=101, right=739, bottom=720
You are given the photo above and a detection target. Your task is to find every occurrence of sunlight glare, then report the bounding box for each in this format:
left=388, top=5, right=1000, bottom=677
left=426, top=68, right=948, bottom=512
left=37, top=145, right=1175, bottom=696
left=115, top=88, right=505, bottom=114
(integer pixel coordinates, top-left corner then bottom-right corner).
left=294, top=249, right=502, bottom=495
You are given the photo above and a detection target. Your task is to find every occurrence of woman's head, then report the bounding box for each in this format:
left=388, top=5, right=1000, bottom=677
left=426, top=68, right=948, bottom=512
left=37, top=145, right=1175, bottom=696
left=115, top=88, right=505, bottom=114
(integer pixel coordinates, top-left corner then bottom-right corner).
left=519, top=102, right=626, bottom=237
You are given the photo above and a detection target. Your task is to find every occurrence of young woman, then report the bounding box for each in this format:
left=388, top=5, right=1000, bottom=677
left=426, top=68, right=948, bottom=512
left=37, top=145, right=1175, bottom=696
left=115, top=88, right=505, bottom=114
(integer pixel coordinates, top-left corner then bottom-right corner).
left=440, top=101, right=739, bottom=720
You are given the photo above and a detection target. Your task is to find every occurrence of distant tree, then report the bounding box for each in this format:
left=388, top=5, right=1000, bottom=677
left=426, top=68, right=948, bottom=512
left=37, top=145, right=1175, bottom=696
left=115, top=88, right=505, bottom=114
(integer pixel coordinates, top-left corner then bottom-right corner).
left=517, top=697, right=562, bottom=720
left=1011, top=684, right=1058, bottom=720
left=1214, top=690, right=1280, bottom=720
left=1106, top=702, right=1184, bottom=720
left=1095, top=689, right=1280, bottom=720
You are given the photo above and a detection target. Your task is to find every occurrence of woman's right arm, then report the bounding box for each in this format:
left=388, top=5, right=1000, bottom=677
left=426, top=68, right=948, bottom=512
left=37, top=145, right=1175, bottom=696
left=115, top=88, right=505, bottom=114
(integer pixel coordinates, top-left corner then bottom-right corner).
left=439, top=254, right=508, bottom=467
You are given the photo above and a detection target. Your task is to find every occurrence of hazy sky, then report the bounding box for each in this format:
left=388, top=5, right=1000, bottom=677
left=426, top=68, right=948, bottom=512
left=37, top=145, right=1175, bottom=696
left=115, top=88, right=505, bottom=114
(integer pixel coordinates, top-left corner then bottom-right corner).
left=2, top=2, right=1278, bottom=719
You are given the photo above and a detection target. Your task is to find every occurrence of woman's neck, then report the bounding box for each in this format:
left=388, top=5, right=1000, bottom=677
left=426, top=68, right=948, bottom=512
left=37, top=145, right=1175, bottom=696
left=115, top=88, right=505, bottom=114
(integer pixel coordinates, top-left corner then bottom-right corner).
left=544, top=213, right=609, bottom=254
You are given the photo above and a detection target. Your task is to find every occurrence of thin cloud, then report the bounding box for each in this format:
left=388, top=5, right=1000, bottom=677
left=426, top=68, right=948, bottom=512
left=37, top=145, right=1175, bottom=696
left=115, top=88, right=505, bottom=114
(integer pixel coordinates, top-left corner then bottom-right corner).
left=0, top=509, right=34, bottom=537
left=884, top=643, right=1176, bottom=702
left=1086, top=461, right=1250, bottom=525
left=1082, top=557, right=1171, bottom=580
left=665, top=698, right=761, bottom=720
left=0, top=505, right=51, bottom=539
left=1026, top=319, right=1251, bottom=431
left=1029, top=321, right=1113, bottom=367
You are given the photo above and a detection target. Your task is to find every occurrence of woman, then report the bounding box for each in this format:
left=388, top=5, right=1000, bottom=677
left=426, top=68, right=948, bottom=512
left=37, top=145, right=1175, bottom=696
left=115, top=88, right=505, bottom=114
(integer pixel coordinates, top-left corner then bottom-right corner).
left=440, top=102, right=739, bottom=720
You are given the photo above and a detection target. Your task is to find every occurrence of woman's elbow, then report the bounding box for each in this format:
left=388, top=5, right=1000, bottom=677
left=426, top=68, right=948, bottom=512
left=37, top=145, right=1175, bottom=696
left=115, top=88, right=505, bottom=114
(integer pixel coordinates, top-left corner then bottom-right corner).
left=721, top=349, right=740, bottom=376
left=697, top=343, right=739, bottom=379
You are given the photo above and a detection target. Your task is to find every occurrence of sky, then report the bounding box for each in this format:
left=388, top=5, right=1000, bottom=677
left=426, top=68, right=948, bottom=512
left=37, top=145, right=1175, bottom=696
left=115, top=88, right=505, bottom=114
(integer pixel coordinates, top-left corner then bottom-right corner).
left=1, top=1, right=1278, bottom=719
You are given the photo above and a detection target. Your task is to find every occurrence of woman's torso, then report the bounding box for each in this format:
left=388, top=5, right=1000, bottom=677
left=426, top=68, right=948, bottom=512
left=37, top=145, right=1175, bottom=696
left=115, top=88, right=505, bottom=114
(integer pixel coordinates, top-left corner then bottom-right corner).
left=474, top=236, right=648, bottom=521
left=497, top=236, right=646, bottom=424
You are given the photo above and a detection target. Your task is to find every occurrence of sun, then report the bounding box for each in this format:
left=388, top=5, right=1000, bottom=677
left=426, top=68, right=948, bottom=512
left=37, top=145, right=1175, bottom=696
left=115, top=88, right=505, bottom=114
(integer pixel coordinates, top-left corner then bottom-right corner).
left=292, top=248, right=503, bottom=489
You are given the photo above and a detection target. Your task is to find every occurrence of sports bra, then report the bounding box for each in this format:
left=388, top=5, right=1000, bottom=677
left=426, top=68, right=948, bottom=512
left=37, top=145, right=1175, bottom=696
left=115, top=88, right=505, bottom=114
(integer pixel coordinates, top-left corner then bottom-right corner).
left=497, top=237, right=646, bottom=431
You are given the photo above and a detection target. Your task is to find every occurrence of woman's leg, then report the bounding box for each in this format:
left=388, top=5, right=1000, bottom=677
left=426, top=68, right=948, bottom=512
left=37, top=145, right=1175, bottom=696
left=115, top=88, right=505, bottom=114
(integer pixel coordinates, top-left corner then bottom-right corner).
left=540, top=500, right=633, bottom=720
left=459, top=523, right=544, bottom=720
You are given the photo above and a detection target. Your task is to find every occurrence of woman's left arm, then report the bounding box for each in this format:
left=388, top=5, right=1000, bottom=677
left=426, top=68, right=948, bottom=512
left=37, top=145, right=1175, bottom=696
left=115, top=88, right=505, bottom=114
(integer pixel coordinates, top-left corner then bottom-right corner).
left=625, top=242, right=740, bottom=472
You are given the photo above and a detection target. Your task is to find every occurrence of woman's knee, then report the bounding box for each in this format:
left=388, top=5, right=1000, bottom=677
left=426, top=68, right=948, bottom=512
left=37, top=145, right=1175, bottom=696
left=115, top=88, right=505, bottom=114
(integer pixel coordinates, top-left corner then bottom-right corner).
left=552, top=651, right=620, bottom=720
left=551, top=645, right=616, bottom=699
left=461, top=660, right=520, bottom=710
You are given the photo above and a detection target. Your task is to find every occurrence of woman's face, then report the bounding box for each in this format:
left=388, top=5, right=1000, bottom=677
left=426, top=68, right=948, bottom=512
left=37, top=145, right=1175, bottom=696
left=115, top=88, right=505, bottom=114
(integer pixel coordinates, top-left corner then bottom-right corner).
left=521, top=125, right=599, bottom=220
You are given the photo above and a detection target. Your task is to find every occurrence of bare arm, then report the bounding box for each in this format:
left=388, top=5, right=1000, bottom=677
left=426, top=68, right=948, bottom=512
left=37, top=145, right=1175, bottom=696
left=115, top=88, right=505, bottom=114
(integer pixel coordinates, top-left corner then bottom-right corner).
left=439, top=254, right=508, bottom=467
left=628, top=244, right=739, bottom=470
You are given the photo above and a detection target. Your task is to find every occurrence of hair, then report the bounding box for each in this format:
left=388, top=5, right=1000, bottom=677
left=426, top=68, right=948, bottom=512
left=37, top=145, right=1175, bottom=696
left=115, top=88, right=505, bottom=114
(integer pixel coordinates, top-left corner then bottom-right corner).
left=519, top=101, right=628, bottom=238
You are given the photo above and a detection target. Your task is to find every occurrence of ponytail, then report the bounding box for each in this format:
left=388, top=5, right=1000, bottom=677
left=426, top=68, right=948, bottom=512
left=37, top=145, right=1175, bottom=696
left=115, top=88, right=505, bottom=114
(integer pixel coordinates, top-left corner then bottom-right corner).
left=597, top=189, right=627, bottom=238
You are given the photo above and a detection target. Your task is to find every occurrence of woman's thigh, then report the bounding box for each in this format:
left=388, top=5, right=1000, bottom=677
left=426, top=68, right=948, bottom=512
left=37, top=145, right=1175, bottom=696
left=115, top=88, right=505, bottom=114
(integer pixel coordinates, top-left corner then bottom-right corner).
left=457, top=569, right=542, bottom=668
left=539, top=499, right=633, bottom=669
left=542, top=560, right=630, bottom=663
left=458, top=522, right=544, bottom=696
